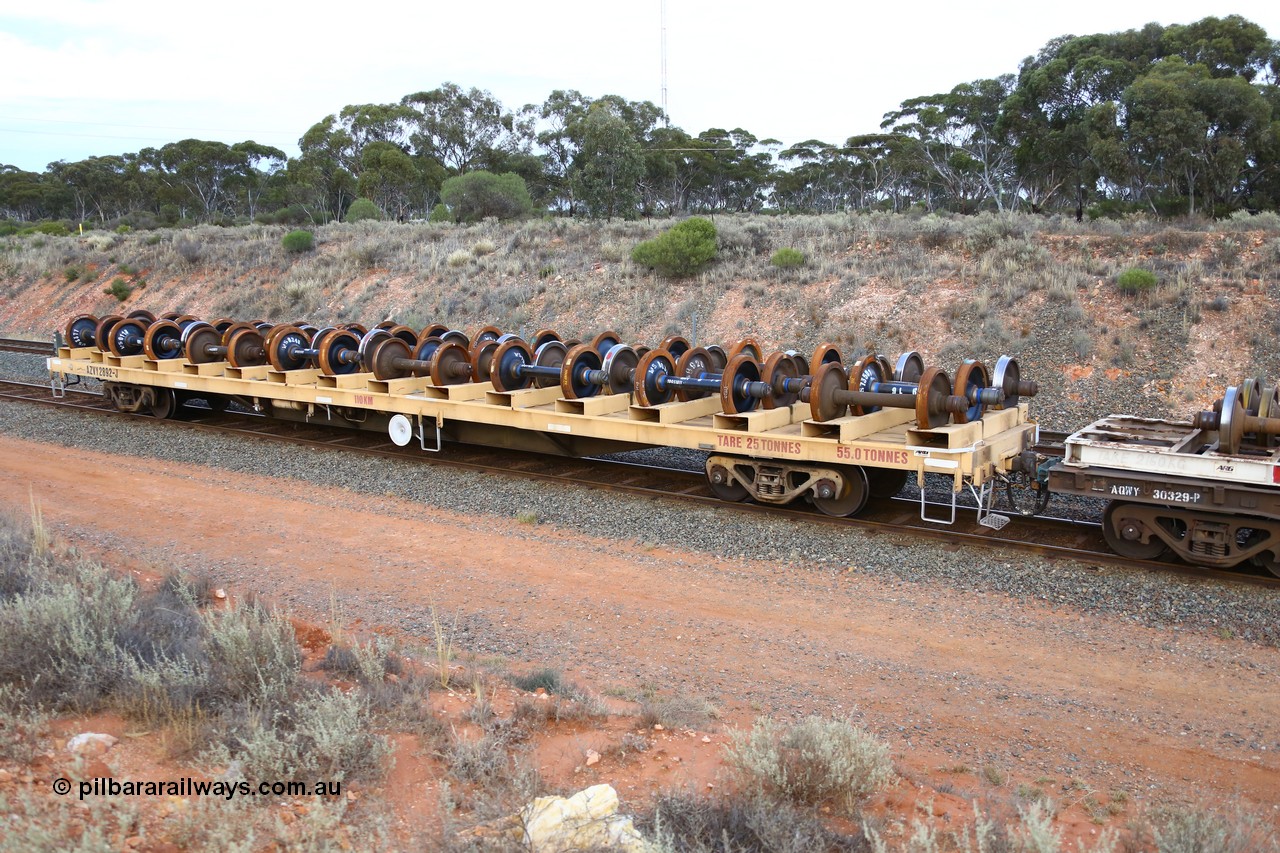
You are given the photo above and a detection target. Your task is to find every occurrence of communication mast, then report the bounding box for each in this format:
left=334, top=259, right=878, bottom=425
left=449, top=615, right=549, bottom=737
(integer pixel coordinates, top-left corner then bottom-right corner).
left=660, top=0, right=669, bottom=126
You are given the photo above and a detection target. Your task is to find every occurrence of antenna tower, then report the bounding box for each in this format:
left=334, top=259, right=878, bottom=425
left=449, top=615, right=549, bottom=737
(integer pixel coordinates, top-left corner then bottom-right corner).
left=660, top=0, right=669, bottom=126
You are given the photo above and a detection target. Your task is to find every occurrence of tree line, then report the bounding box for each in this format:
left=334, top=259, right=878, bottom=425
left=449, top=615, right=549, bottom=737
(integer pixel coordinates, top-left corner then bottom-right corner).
left=2, top=14, right=1278, bottom=229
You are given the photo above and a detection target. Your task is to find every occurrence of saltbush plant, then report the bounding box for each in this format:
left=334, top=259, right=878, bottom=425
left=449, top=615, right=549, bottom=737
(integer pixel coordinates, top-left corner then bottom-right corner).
left=281, top=229, right=315, bottom=253
left=770, top=247, right=805, bottom=268
left=631, top=217, right=718, bottom=278
left=103, top=277, right=131, bottom=301
left=343, top=198, right=383, bottom=223
left=724, top=715, right=893, bottom=813
left=1116, top=267, right=1158, bottom=294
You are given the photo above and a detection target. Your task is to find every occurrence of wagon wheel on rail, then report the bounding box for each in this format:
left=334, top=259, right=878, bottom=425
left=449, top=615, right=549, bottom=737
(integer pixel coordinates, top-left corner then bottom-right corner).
left=865, top=468, right=909, bottom=499
left=150, top=387, right=178, bottom=420
left=472, top=325, right=503, bottom=345
left=812, top=465, right=869, bottom=517
left=1252, top=550, right=1280, bottom=578
left=590, top=330, right=621, bottom=356
left=1101, top=501, right=1167, bottom=560
left=705, top=459, right=750, bottom=502
left=126, top=309, right=156, bottom=322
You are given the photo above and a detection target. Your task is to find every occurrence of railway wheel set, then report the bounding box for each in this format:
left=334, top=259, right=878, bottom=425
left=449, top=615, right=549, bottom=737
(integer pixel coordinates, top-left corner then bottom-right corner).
left=61, top=310, right=1036, bottom=426
left=47, top=309, right=1280, bottom=576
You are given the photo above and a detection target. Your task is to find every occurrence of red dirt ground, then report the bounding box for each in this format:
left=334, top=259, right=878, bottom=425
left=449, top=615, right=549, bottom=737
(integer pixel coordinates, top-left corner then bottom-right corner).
left=1, top=433, right=1278, bottom=848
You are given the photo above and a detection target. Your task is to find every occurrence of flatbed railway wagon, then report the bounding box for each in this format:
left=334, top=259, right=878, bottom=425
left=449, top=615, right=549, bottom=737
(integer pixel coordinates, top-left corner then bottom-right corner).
left=1049, top=388, right=1280, bottom=574
left=46, top=342, right=1039, bottom=522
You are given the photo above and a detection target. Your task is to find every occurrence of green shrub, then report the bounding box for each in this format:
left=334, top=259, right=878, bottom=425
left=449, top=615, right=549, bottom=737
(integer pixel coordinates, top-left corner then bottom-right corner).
left=631, top=217, right=718, bottom=278
left=439, top=170, right=533, bottom=223
left=63, top=265, right=82, bottom=283
left=104, top=277, right=132, bottom=301
left=428, top=203, right=452, bottom=224
left=724, top=716, right=893, bottom=813
left=281, top=229, right=314, bottom=253
left=343, top=198, right=383, bottom=223
left=1116, top=267, right=1158, bottom=294
left=770, top=247, right=805, bottom=268
left=25, top=221, right=69, bottom=236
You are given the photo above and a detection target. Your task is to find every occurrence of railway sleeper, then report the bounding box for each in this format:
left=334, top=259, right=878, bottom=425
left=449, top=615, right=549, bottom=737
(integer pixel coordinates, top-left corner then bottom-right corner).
left=706, top=454, right=876, bottom=517
left=1103, top=500, right=1280, bottom=575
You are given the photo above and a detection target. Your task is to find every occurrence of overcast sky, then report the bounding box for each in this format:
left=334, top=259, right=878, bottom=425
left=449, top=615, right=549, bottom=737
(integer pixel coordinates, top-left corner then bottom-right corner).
left=1, top=0, right=1277, bottom=172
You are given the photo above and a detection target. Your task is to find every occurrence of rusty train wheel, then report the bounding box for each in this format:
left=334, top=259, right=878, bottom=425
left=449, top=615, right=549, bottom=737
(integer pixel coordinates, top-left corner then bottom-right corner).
left=225, top=328, right=266, bottom=368
left=809, top=361, right=849, bottom=423
left=143, top=320, right=183, bottom=360
left=811, top=343, right=842, bottom=369
left=726, top=337, right=761, bottom=361
left=674, top=347, right=715, bottom=402
left=953, top=359, right=990, bottom=424
left=94, top=315, right=125, bottom=352
left=590, top=330, right=621, bottom=357
left=489, top=338, right=535, bottom=393
left=720, top=354, right=762, bottom=415
left=916, top=367, right=954, bottom=430
left=430, top=340, right=473, bottom=386
left=366, top=337, right=411, bottom=381
left=659, top=335, right=690, bottom=360
left=634, top=349, right=677, bottom=407
left=65, top=314, right=99, bottom=348
left=530, top=329, right=561, bottom=349
left=561, top=343, right=603, bottom=399
left=183, top=323, right=223, bottom=365
left=762, top=351, right=800, bottom=410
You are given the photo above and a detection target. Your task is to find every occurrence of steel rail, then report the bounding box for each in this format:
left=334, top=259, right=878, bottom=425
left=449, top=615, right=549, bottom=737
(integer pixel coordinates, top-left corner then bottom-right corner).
left=0, top=337, right=56, bottom=356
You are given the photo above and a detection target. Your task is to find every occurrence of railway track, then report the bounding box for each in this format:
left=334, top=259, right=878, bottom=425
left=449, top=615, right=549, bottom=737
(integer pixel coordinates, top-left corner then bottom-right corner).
left=1, top=377, right=1276, bottom=590
left=0, top=337, right=56, bottom=356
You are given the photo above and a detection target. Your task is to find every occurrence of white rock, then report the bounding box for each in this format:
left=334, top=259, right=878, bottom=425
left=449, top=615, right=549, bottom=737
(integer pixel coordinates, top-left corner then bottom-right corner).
left=585, top=750, right=600, bottom=767
left=521, top=784, right=650, bottom=852
left=66, top=733, right=117, bottom=758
